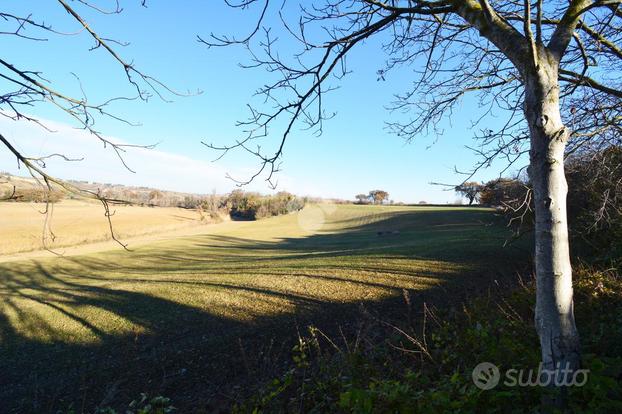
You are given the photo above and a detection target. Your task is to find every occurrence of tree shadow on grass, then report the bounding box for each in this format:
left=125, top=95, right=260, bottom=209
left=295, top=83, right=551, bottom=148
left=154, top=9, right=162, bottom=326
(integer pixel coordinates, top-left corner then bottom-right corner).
left=0, top=208, right=531, bottom=413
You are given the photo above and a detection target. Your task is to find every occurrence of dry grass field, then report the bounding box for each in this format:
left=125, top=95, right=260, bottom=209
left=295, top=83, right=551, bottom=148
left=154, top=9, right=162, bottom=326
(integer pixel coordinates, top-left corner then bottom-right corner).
left=0, top=204, right=528, bottom=412
left=0, top=200, right=206, bottom=255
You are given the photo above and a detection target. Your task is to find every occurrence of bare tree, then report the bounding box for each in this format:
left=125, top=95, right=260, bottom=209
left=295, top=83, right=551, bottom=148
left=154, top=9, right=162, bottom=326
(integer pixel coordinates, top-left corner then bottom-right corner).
left=455, top=181, right=483, bottom=205
left=202, top=0, right=622, bottom=401
left=0, top=1, right=183, bottom=248
left=355, top=193, right=370, bottom=204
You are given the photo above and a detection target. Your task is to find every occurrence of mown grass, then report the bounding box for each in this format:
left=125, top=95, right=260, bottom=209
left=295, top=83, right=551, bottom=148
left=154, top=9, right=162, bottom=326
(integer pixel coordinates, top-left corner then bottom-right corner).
left=0, top=204, right=528, bottom=412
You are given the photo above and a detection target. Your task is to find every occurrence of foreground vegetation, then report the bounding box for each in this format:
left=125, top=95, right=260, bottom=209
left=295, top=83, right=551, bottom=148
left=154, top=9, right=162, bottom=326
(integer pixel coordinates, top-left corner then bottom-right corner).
left=1, top=204, right=526, bottom=412
left=239, top=265, right=622, bottom=413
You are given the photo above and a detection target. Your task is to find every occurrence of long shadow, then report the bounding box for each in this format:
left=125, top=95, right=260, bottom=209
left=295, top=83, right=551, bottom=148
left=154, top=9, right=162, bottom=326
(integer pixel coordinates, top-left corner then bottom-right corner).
left=0, top=208, right=531, bottom=413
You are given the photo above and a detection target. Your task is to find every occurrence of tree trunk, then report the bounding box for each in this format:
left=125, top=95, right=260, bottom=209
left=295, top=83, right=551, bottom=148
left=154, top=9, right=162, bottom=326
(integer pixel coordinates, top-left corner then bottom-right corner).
left=524, top=56, right=581, bottom=392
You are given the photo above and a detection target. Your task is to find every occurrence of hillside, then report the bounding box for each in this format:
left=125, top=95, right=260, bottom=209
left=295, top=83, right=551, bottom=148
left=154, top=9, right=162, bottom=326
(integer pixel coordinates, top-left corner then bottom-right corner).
left=0, top=204, right=527, bottom=412
left=0, top=172, right=209, bottom=207
left=0, top=199, right=209, bottom=256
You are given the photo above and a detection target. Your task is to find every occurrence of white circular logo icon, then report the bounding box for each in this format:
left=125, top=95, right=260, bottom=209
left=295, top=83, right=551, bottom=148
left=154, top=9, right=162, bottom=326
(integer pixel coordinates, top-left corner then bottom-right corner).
left=472, top=362, right=500, bottom=390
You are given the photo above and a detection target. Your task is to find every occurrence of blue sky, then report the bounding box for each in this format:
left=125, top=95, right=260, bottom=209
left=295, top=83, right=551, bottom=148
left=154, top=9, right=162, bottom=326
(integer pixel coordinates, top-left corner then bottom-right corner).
left=0, top=1, right=527, bottom=203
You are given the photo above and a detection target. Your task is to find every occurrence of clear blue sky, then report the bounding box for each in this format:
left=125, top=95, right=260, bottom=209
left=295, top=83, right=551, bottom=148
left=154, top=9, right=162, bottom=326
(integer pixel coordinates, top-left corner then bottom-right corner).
left=0, top=1, right=527, bottom=203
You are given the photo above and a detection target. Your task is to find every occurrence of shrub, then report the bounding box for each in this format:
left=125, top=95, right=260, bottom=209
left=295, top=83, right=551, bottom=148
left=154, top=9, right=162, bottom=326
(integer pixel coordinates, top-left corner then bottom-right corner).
left=479, top=178, right=528, bottom=209
left=479, top=146, right=622, bottom=268
left=58, top=393, right=175, bottom=414
left=225, top=190, right=305, bottom=220
left=566, top=145, right=622, bottom=267
left=178, top=195, right=203, bottom=209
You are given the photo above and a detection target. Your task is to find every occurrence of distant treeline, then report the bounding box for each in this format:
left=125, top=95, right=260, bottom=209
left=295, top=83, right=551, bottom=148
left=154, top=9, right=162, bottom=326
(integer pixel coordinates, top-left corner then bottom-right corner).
left=1, top=178, right=307, bottom=222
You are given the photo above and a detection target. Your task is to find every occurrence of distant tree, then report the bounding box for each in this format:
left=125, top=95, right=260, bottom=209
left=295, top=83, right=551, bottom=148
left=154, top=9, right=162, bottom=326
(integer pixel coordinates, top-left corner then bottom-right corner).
left=179, top=195, right=203, bottom=209
left=123, top=189, right=141, bottom=202
left=418, top=201, right=427, bottom=205
left=454, top=182, right=483, bottom=205
left=148, top=190, right=163, bottom=205
left=368, top=190, right=389, bottom=205
left=355, top=193, right=369, bottom=204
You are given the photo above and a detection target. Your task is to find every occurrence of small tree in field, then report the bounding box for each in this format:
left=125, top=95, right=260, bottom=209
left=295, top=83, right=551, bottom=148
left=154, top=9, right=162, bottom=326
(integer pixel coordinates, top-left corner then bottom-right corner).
left=204, top=1, right=622, bottom=401
left=455, top=182, right=483, bottom=205
left=368, top=190, right=389, bottom=205
left=355, top=193, right=370, bottom=204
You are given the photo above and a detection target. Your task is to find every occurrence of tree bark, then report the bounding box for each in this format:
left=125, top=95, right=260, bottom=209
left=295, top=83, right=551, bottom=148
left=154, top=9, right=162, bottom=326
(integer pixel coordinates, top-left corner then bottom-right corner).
left=524, top=51, right=581, bottom=391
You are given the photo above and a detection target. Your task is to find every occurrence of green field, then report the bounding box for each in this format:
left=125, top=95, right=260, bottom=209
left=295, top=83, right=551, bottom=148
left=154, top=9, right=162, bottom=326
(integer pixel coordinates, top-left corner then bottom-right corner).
left=0, top=204, right=528, bottom=412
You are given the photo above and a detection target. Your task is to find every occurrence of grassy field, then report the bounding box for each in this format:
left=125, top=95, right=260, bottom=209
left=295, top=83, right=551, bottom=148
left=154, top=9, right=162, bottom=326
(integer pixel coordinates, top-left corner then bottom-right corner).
left=0, top=200, right=206, bottom=255
left=0, top=204, right=529, bottom=413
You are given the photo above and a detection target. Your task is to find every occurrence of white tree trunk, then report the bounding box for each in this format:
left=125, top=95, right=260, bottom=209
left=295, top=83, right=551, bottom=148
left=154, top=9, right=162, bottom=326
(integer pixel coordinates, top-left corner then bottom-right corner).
left=524, top=56, right=581, bottom=384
